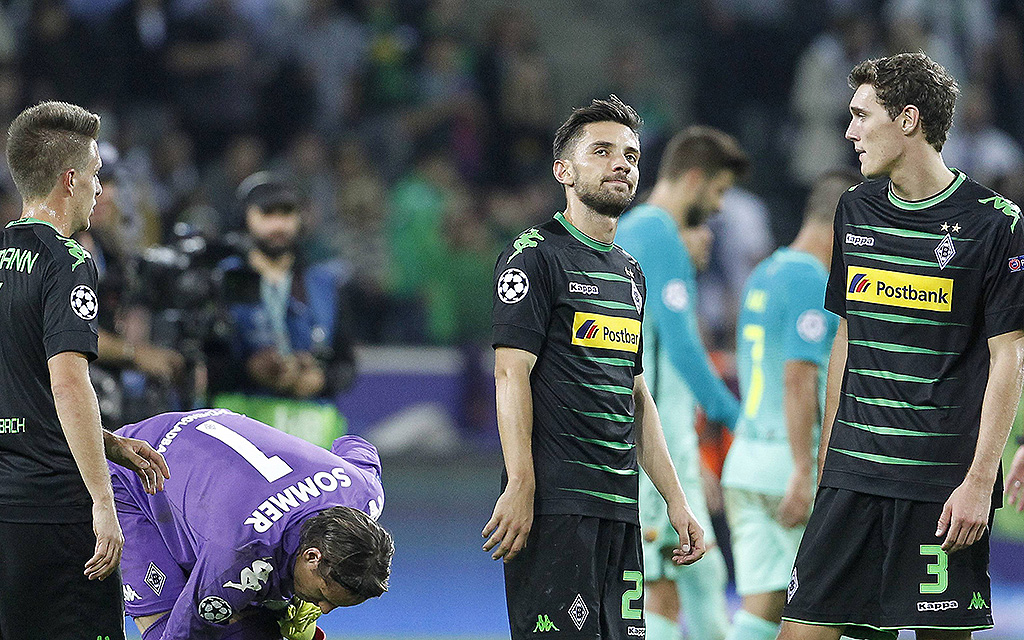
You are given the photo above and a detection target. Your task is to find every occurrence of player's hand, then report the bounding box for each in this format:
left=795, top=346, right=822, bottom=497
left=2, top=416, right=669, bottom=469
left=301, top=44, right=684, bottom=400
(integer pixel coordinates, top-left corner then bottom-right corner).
left=86, top=499, right=123, bottom=580
left=133, top=343, right=186, bottom=382
left=104, top=432, right=171, bottom=494
left=937, top=475, right=991, bottom=554
left=482, top=478, right=534, bottom=562
left=777, top=469, right=814, bottom=528
left=667, top=501, right=706, bottom=565
left=1005, top=445, right=1024, bottom=512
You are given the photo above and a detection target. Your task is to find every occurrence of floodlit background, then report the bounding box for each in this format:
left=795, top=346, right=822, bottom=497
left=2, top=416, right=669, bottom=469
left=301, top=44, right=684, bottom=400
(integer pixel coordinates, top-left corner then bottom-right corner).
left=0, top=0, right=1020, bottom=637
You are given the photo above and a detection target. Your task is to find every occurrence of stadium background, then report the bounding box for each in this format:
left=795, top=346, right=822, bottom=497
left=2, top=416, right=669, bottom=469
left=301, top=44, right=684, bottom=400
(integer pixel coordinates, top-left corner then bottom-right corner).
left=0, top=0, right=1020, bottom=637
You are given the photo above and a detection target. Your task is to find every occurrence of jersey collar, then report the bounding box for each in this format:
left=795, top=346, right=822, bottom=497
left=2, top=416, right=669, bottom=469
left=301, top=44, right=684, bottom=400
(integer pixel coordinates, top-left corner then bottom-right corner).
left=886, top=169, right=965, bottom=211
left=554, top=211, right=613, bottom=252
left=5, top=216, right=66, bottom=236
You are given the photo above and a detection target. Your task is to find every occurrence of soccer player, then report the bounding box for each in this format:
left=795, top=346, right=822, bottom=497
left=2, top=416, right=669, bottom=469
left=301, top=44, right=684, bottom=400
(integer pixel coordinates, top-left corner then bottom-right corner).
left=720, top=170, right=859, bottom=640
left=111, top=408, right=392, bottom=640
left=484, top=95, right=706, bottom=640
left=779, top=53, right=1024, bottom=640
left=0, top=101, right=170, bottom=640
left=616, top=126, right=750, bottom=640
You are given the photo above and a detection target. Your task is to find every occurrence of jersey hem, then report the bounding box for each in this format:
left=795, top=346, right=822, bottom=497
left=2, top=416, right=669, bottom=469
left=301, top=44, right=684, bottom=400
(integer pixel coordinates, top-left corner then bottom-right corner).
left=535, top=497, right=638, bottom=525
left=781, top=615, right=993, bottom=632
left=819, top=469, right=955, bottom=502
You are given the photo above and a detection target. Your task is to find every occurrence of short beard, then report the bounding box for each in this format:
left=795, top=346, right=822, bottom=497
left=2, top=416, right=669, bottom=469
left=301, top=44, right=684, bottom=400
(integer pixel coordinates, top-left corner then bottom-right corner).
left=254, top=237, right=295, bottom=259
left=575, top=181, right=634, bottom=219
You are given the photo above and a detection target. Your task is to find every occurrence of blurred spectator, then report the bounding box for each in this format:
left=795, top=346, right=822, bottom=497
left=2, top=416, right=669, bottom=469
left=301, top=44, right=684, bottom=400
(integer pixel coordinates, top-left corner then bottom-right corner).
left=992, top=0, right=1024, bottom=141
left=22, top=0, right=96, bottom=105
left=211, top=173, right=355, bottom=400
left=275, top=130, right=336, bottom=261
left=201, top=133, right=267, bottom=231
left=355, top=0, right=420, bottom=115
left=790, top=10, right=878, bottom=186
left=943, top=87, right=1024, bottom=185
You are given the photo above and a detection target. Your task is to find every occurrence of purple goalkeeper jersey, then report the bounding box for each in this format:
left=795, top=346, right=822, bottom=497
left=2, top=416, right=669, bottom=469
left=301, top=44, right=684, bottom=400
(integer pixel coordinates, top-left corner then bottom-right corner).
left=110, top=409, right=384, bottom=639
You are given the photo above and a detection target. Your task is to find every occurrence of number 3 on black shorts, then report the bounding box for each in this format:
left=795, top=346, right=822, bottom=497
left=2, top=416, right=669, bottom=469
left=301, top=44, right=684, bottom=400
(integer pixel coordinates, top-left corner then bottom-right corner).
left=919, top=545, right=948, bottom=594
left=621, top=571, right=643, bottom=619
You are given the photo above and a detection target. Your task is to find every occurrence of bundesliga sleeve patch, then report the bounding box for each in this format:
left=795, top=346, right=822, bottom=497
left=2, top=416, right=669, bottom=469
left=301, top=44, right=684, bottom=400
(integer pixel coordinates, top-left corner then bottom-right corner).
left=70, top=284, right=98, bottom=320
left=497, top=268, right=529, bottom=304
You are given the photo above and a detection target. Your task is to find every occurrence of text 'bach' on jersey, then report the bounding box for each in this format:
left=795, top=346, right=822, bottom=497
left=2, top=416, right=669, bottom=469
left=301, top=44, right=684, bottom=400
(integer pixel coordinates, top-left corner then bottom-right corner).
left=0, top=217, right=100, bottom=523
left=492, top=213, right=646, bottom=523
left=823, top=172, right=1024, bottom=502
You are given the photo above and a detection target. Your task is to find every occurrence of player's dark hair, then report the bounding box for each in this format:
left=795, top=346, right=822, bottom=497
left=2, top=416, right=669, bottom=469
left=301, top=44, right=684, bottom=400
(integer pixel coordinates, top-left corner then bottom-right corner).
left=849, top=52, right=959, bottom=152
left=656, top=126, right=749, bottom=182
left=6, top=101, right=101, bottom=199
left=803, top=168, right=862, bottom=223
left=552, top=95, right=642, bottom=160
left=300, top=506, right=393, bottom=599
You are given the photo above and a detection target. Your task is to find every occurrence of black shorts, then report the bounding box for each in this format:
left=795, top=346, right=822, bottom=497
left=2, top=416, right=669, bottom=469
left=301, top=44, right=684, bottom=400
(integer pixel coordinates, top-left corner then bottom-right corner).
left=0, top=520, right=126, bottom=640
left=504, top=514, right=645, bottom=640
left=782, top=487, right=994, bottom=639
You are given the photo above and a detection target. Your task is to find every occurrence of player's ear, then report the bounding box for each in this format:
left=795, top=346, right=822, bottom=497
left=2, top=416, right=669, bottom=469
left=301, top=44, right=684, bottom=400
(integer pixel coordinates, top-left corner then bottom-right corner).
left=61, top=168, right=75, bottom=196
left=553, top=159, right=574, bottom=187
left=900, top=105, right=920, bottom=136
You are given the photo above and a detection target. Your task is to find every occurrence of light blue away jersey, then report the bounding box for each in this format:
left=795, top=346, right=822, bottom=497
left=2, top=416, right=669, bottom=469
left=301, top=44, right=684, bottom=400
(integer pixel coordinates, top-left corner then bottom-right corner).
left=617, top=204, right=740, bottom=481
left=721, top=247, right=837, bottom=494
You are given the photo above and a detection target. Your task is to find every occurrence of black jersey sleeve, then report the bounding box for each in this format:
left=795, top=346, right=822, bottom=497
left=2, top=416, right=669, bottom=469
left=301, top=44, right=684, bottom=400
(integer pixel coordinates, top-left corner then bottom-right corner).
left=492, top=241, right=554, bottom=355
left=42, top=251, right=100, bottom=361
left=824, top=197, right=848, bottom=318
left=982, top=208, right=1024, bottom=338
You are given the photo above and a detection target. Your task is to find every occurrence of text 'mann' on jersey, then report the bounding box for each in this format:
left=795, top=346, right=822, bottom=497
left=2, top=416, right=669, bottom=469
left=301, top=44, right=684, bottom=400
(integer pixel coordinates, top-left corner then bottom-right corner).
left=0, top=218, right=100, bottom=523
left=824, top=171, right=1024, bottom=502
left=493, top=212, right=646, bottom=523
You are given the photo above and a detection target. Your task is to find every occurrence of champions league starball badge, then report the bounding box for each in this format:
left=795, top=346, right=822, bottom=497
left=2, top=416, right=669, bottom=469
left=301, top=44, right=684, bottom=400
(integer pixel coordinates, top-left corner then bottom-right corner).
left=70, top=284, right=98, bottom=320
left=498, top=268, right=529, bottom=304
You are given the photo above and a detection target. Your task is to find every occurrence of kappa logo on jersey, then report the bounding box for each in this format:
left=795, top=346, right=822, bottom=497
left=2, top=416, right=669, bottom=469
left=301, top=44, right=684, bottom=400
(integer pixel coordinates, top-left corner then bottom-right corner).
left=507, top=228, right=544, bottom=263
left=1009, top=255, right=1024, bottom=273
left=571, top=312, right=640, bottom=353
left=123, top=584, right=142, bottom=603
left=63, top=237, right=90, bottom=271
left=845, top=233, right=874, bottom=247
left=70, top=284, right=98, bottom=320
left=497, top=268, right=529, bottom=304
left=569, top=282, right=599, bottom=295
left=917, top=600, right=958, bottom=612
left=224, top=558, right=274, bottom=593
left=979, top=196, right=1020, bottom=232
left=846, top=266, right=952, bottom=312
left=198, top=595, right=233, bottom=624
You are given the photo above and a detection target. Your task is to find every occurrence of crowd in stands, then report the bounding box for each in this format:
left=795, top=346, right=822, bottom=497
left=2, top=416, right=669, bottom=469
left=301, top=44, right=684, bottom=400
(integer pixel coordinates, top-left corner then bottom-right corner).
left=0, top=0, right=1020, bottom=355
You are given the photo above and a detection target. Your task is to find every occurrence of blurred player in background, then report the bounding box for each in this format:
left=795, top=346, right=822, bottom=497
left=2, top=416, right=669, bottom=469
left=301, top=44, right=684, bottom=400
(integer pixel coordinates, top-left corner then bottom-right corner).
left=0, top=101, right=169, bottom=640
left=780, top=53, right=1024, bottom=640
left=112, top=408, right=391, bottom=640
left=484, top=95, right=706, bottom=640
left=1007, top=436, right=1024, bottom=512
left=720, top=170, right=859, bottom=640
left=616, top=126, right=749, bottom=640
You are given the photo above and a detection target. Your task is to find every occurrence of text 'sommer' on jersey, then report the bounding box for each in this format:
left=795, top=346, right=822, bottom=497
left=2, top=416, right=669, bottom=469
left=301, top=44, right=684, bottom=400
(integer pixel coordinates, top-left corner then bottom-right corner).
left=0, top=218, right=100, bottom=523
left=493, top=212, right=646, bottom=523
left=824, top=171, right=1024, bottom=502
left=110, top=409, right=385, bottom=637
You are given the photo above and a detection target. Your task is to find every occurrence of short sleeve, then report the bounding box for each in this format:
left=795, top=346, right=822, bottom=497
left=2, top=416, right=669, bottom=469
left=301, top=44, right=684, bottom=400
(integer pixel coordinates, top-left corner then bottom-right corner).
left=492, top=237, right=554, bottom=355
left=823, top=199, right=848, bottom=318
left=982, top=208, right=1024, bottom=338
left=782, top=271, right=834, bottom=366
left=42, top=251, right=99, bottom=360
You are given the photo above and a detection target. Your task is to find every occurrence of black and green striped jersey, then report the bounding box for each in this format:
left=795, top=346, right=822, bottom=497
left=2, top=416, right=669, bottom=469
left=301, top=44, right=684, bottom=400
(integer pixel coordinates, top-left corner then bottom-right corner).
left=493, top=212, right=646, bottom=523
left=823, top=170, right=1024, bottom=502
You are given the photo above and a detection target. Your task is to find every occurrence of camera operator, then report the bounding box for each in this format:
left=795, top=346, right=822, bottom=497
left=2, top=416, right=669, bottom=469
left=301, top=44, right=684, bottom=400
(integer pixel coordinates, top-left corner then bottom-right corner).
left=76, top=145, right=186, bottom=426
left=210, top=173, right=354, bottom=441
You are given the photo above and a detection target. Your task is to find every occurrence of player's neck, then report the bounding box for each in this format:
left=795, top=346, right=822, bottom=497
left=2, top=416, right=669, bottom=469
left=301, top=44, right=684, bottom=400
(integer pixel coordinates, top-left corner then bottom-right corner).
left=563, top=200, right=618, bottom=245
left=21, top=200, right=72, bottom=236
left=887, top=150, right=955, bottom=203
left=790, top=224, right=831, bottom=269
left=646, top=182, right=693, bottom=229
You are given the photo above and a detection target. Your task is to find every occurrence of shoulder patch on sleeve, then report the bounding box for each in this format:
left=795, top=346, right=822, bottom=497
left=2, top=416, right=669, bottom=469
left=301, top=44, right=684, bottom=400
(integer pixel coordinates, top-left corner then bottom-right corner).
left=796, top=309, right=827, bottom=343
left=70, top=284, right=98, bottom=320
left=198, top=595, right=233, bottom=624
left=497, top=267, right=529, bottom=303
left=661, top=279, right=689, bottom=312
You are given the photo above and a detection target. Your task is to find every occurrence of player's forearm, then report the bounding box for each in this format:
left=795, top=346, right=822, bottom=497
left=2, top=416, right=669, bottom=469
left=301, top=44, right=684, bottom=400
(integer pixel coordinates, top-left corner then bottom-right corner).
left=664, top=322, right=740, bottom=428
left=817, top=318, right=847, bottom=477
left=967, top=330, right=1024, bottom=486
left=634, top=377, right=687, bottom=508
left=494, top=357, right=536, bottom=485
left=784, top=360, right=820, bottom=474
left=50, top=354, right=115, bottom=505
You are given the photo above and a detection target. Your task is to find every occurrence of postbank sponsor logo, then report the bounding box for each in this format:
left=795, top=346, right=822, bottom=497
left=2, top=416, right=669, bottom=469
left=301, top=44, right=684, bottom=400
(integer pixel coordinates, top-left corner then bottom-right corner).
left=846, top=266, right=952, bottom=312
left=571, top=312, right=640, bottom=353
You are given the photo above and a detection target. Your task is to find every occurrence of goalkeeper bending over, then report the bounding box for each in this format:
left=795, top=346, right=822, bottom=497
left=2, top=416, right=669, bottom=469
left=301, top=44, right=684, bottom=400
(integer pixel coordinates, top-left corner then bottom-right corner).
left=109, top=409, right=393, bottom=640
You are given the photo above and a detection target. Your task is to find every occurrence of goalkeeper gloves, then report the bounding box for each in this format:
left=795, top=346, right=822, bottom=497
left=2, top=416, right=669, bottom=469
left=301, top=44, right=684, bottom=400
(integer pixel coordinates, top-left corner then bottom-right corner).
left=278, top=599, right=323, bottom=640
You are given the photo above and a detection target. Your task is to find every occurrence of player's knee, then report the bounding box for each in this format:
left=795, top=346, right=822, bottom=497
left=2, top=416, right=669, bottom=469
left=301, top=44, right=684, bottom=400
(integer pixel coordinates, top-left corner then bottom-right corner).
left=645, top=578, right=680, bottom=619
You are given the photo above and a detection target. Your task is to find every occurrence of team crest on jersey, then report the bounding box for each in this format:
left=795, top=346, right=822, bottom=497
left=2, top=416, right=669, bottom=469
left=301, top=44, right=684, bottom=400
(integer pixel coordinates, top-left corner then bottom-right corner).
left=787, top=568, right=799, bottom=603
left=198, top=595, right=233, bottom=624
left=145, top=562, right=166, bottom=595
left=70, top=284, right=98, bottom=320
left=934, top=233, right=956, bottom=269
left=497, top=268, right=529, bottom=303
left=569, top=594, right=589, bottom=631
left=630, top=279, right=643, bottom=315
